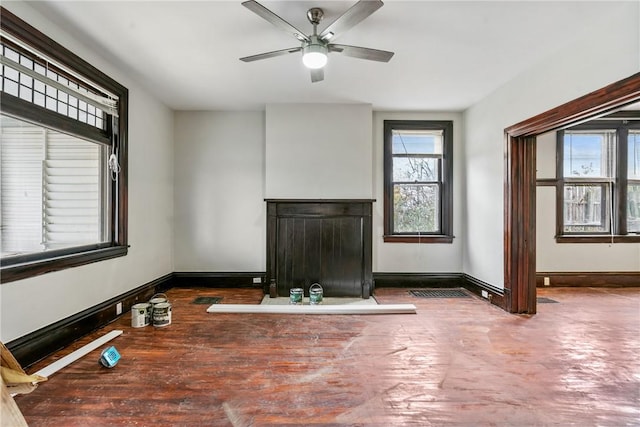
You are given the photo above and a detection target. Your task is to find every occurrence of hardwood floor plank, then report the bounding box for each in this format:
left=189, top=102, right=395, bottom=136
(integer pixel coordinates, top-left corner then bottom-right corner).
left=14, top=287, right=640, bottom=426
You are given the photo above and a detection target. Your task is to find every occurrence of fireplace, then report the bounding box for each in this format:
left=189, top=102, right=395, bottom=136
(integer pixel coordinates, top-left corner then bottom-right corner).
left=266, top=199, right=374, bottom=298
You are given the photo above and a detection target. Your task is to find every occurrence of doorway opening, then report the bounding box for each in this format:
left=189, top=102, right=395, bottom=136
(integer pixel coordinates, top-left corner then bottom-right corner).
left=504, top=72, right=640, bottom=314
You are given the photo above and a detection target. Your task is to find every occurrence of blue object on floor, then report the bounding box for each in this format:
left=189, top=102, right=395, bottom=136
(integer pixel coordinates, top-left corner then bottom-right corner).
left=99, top=346, right=121, bottom=368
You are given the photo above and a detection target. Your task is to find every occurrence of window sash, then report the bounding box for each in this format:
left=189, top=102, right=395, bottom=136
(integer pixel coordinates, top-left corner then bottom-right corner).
left=557, top=122, right=639, bottom=239
left=562, top=183, right=611, bottom=234
left=392, top=183, right=442, bottom=234
left=1, top=115, right=110, bottom=259
left=627, top=180, right=640, bottom=233
left=383, top=120, right=453, bottom=241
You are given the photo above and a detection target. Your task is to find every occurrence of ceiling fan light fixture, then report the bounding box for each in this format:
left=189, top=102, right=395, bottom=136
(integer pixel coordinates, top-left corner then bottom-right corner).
left=302, top=43, right=328, bottom=69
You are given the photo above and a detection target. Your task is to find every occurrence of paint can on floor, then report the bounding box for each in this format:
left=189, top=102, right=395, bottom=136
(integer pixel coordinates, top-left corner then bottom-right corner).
left=152, top=302, right=172, bottom=327
left=149, top=293, right=168, bottom=317
left=309, top=283, right=323, bottom=305
left=289, top=288, right=303, bottom=305
left=131, top=303, right=151, bottom=328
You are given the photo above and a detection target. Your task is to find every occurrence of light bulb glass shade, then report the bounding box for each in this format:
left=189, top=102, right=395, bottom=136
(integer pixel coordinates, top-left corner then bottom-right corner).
left=302, top=44, right=328, bottom=69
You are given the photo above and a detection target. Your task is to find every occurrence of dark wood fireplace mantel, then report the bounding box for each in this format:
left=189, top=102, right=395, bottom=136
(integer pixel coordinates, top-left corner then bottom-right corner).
left=266, top=199, right=374, bottom=298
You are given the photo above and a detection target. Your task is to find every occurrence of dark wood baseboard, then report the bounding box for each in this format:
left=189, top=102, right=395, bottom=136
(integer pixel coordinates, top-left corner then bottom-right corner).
left=462, top=274, right=506, bottom=310
left=5, top=273, right=173, bottom=369
left=372, top=272, right=506, bottom=310
left=536, top=272, right=640, bottom=287
left=373, top=272, right=463, bottom=288
left=172, top=272, right=265, bottom=289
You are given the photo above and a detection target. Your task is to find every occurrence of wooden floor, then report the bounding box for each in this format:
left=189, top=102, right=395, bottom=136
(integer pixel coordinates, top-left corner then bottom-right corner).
left=15, top=287, right=640, bottom=426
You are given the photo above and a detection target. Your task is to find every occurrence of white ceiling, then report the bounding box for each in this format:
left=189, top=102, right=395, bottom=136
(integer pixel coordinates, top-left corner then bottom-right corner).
left=21, top=1, right=625, bottom=111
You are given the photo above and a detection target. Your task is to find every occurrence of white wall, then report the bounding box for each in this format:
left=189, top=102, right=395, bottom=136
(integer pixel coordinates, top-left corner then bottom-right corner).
left=173, top=112, right=265, bottom=271
left=174, top=107, right=462, bottom=275
left=373, top=112, right=464, bottom=273
left=462, top=1, right=639, bottom=288
left=265, top=104, right=373, bottom=199
left=536, top=131, right=640, bottom=272
left=0, top=3, right=174, bottom=342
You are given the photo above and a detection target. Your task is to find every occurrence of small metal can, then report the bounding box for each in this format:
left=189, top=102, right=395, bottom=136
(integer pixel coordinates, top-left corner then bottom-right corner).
left=152, top=302, right=172, bottom=327
left=289, top=288, right=303, bottom=305
left=131, top=303, right=151, bottom=328
left=309, top=283, right=323, bottom=305
left=149, top=293, right=168, bottom=318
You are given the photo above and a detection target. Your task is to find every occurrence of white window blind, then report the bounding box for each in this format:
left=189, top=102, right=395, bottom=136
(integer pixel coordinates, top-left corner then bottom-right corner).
left=1, top=115, right=107, bottom=255
left=43, top=131, right=105, bottom=249
left=0, top=121, right=44, bottom=255
left=1, top=30, right=118, bottom=119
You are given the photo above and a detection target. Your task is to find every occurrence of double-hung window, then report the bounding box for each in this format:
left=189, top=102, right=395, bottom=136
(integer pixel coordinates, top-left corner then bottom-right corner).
left=557, top=117, right=639, bottom=241
left=383, top=120, right=453, bottom=243
left=0, top=8, right=128, bottom=282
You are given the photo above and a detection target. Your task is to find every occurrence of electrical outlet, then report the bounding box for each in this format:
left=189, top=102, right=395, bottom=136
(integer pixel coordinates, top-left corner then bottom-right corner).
left=543, top=277, right=550, bottom=286
left=481, top=290, right=489, bottom=299
left=116, top=302, right=123, bottom=315
left=252, top=277, right=262, bottom=284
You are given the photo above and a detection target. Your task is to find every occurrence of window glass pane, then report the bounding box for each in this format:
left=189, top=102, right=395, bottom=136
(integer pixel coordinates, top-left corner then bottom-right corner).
left=628, top=183, right=640, bottom=233
left=393, top=158, right=438, bottom=181
left=629, top=131, right=640, bottom=180
left=563, top=184, right=610, bottom=233
left=1, top=115, right=109, bottom=257
left=563, top=131, right=615, bottom=178
left=392, top=130, right=443, bottom=155
left=393, top=183, right=440, bottom=233
left=4, top=78, right=18, bottom=96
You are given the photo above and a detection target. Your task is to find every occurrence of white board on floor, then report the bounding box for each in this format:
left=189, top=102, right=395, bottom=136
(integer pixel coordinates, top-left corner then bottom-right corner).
left=34, top=330, right=123, bottom=378
left=206, top=304, right=416, bottom=315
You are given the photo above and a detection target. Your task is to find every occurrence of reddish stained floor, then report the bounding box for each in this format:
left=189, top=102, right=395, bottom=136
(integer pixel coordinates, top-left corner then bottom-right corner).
left=14, top=286, right=640, bottom=426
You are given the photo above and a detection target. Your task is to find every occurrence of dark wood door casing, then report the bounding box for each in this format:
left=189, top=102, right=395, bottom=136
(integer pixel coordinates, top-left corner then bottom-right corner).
left=266, top=200, right=374, bottom=298
left=504, top=72, right=640, bottom=314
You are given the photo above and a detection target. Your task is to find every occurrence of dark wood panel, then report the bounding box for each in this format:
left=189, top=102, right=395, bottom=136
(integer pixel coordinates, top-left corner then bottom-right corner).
left=268, top=200, right=373, bottom=298
left=276, top=202, right=368, bottom=217
left=275, top=216, right=365, bottom=297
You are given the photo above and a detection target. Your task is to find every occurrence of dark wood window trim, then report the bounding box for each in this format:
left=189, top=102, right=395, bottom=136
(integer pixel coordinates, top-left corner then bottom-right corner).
left=0, top=8, right=129, bottom=283
left=505, top=72, right=640, bottom=315
left=555, top=120, right=639, bottom=242
left=383, top=120, right=454, bottom=243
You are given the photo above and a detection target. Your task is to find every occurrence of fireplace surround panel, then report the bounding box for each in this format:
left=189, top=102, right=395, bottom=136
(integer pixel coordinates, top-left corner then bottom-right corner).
left=266, top=199, right=374, bottom=298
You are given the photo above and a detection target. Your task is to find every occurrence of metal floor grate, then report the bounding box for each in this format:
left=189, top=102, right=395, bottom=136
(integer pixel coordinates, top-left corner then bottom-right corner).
left=409, top=289, right=471, bottom=299
left=193, top=296, right=223, bottom=305
left=537, top=297, right=559, bottom=304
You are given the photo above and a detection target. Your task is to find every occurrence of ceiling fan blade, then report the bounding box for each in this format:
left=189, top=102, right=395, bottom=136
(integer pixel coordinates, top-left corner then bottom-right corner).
left=319, top=0, right=383, bottom=41
left=310, top=68, right=324, bottom=83
left=242, top=0, right=309, bottom=42
left=240, top=47, right=302, bottom=62
left=329, top=44, right=394, bottom=62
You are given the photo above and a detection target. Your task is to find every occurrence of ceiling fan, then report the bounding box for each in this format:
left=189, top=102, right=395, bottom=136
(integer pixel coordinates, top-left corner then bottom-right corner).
left=240, top=0, right=394, bottom=82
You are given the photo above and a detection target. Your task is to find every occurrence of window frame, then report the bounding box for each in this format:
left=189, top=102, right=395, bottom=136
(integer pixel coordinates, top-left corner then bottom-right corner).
left=555, top=118, right=640, bottom=243
left=0, top=7, right=128, bottom=282
left=383, top=120, right=454, bottom=243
